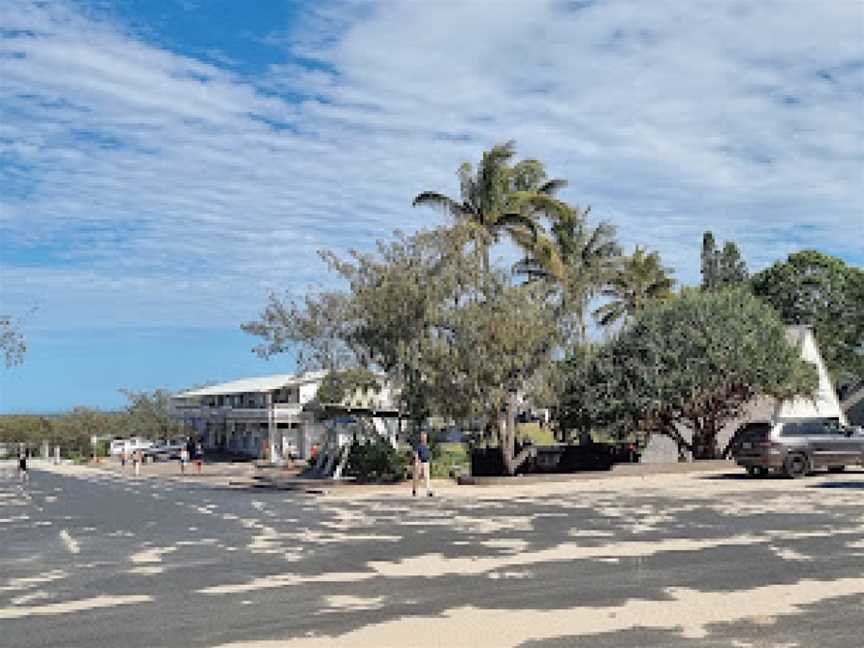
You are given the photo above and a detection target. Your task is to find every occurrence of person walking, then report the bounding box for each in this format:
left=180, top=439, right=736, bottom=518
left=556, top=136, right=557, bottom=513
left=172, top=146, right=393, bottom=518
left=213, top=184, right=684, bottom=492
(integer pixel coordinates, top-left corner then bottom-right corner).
left=132, top=449, right=141, bottom=477
left=194, top=441, right=203, bottom=474
left=412, top=432, right=432, bottom=497
left=18, top=448, right=29, bottom=484
left=179, top=447, right=189, bottom=474
left=121, top=449, right=128, bottom=469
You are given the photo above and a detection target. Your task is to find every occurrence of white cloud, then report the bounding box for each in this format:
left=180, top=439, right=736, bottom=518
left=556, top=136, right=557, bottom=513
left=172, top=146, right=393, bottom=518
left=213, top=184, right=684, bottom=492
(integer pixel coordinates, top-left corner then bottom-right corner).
left=0, top=0, right=861, bottom=331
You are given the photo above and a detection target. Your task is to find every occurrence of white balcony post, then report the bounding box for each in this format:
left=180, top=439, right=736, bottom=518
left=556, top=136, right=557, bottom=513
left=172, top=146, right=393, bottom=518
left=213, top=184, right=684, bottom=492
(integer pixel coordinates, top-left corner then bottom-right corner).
left=267, top=392, right=279, bottom=464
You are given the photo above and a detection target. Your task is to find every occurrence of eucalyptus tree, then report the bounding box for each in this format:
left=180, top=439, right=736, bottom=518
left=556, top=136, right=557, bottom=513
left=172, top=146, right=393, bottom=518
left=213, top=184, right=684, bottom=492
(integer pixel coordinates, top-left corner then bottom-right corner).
left=243, top=223, right=560, bottom=474
left=1, top=309, right=35, bottom=368
left=0, top=317, right=25, bottom=368
left=593, top=246, right=675, bottom=328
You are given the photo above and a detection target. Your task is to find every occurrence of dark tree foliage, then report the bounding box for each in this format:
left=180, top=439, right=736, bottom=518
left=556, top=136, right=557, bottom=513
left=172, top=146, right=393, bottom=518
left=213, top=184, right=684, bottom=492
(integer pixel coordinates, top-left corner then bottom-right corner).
left=751, top=250, right=864, bottom=382
left=701, top=231, right=748, bottom=290
left=316, top=368, right=381, bottom=406
left=560, top=288, right=818, bottom=459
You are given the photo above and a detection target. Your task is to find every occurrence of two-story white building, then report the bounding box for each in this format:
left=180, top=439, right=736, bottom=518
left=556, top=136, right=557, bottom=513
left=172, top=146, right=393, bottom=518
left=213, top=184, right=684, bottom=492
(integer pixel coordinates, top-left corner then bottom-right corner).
left=171, top=371, right=399, bottom=462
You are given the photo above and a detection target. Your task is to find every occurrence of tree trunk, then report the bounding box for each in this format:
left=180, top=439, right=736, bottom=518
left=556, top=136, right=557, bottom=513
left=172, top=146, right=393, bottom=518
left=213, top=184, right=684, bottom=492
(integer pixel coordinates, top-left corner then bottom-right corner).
left=499, top=410, right=516, bottom=475
left=658, top=424, right=692, bottom=462
left=691, top=423, right=718, bottom=460
left=498, top=392, right=535, bottom=475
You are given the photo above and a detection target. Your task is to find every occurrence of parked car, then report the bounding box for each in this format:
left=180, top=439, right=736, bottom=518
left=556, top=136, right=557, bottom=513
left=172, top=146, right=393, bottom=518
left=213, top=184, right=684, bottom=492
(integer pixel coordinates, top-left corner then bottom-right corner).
left=732, top=418, right=864, bottom=478
left=109, top=438, right=153, bottom=456
left=142, top=441, right=185, bottom=462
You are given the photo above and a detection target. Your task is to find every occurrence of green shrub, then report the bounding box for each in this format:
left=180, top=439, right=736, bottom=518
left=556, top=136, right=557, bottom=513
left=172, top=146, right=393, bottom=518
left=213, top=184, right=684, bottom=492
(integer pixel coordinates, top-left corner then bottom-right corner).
left=431, top=442, right=469, bottom=479
left=344, top=437, right=409, bottom=482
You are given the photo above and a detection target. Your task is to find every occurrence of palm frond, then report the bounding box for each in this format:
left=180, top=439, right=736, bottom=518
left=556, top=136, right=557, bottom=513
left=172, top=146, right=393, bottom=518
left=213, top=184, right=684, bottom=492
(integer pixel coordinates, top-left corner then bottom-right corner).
left=412, top=192, right=473, bottom=219
left=538, top=178, right=568, bottom=195
left=489, top=212, right=540, bottom=239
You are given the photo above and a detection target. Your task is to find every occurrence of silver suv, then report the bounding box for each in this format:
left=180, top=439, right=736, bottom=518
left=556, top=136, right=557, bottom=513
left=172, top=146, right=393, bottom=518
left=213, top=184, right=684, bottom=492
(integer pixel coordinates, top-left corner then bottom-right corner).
left=733, top=418, right=864, bottom=478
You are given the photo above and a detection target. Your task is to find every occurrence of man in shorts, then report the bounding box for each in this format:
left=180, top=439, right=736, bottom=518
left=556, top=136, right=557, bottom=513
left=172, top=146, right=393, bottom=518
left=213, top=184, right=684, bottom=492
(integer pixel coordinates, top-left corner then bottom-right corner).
left=412, top=432, right=432, bottom=497
left=194, top=442, right=204, bottom=474
left=18, top=448, right=29, bottom=484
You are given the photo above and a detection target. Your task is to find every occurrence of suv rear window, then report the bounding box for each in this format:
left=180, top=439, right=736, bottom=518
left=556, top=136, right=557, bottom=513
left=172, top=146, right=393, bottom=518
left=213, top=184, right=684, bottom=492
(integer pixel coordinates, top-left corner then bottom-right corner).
left=781, top=420, right=834, bottom=437
left=738, top=422, right=771, bottom=442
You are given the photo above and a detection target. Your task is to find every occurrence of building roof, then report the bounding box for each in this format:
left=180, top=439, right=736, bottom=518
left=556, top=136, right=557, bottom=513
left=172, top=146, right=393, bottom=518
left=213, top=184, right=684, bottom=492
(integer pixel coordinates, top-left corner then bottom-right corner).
left=174, top=370, right=330, bottom=398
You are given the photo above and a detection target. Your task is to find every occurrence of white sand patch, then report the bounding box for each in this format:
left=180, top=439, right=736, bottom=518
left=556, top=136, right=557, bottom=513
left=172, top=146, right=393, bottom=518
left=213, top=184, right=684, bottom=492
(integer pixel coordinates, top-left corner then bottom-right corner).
left=0, top=595, right=153, bottom=620
left=367, top=534, right=767, bottom=579
left=10, top=590, right=53, bottom=606
left=208, top=576, right=864, bottom=647
left=129, top=566, right=165, bottom=575
left=0, top=570, right=67, bottom=592
left=479, top=538, right=530, bottom=554
left=487, top=570, right=533, bottom=580
left=568, top=530, right=615, bottom=538
left=769, top=546, right=809, bottom=561
left=59, top=529, right=80, bottom=554
left=321, top=595, right=385, bottom=612
left=199, top=571, right=373, bottom=595
left=130, top=546, right=178, bottom=564
left=176, top=538, right=218, bottom=546
left=451, top=515, right=534, bottom=534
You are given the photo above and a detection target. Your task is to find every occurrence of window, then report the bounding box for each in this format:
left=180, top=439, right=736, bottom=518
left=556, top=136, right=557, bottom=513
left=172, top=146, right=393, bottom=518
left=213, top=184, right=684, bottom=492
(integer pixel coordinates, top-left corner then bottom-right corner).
left=781, top=420, right=831, bottom=437
left=738, top=422, right=771, bottom=442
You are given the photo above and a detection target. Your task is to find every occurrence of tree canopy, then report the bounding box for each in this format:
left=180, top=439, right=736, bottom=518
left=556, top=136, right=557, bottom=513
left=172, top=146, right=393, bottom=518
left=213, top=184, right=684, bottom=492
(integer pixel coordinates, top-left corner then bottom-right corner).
left=751, top=250, right=864, bottom=382
left=1, top=311, right=33, bottom=369
left=701, top=231, right=748, bottom=290
left=560, top=288, right=819, bottom=459
left=593, top=246, right=675, bottom=328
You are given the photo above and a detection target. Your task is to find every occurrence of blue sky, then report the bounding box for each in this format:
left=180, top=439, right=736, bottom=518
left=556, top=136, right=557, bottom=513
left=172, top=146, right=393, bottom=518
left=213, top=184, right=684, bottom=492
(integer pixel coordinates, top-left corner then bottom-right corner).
left=1, top=0, right=862, bottom=413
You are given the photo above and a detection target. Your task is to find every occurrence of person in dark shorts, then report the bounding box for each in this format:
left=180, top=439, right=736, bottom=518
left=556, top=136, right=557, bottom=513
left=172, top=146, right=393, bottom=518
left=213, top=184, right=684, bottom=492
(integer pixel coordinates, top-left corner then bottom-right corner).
left=18, top=449, right=29, bottom=483
left=193, top=441, right=203, bottom=474
left=412, top=432, right=432, bottom=497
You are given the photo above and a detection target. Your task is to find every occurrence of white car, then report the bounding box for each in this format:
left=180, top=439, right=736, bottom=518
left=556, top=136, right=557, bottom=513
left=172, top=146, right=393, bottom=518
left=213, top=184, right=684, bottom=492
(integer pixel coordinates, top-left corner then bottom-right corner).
left=109, top=438, right=153, bottom=456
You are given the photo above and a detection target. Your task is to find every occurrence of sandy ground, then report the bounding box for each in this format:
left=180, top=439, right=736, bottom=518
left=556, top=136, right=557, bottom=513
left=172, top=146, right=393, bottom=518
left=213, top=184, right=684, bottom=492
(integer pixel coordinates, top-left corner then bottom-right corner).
left=3, top=459, right=863, bottom=647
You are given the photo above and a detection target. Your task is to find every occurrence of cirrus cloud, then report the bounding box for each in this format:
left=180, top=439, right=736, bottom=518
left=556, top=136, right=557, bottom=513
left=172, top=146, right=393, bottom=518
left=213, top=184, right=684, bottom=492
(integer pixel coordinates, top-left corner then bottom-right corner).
left=0, top=0, right=861, bottom=331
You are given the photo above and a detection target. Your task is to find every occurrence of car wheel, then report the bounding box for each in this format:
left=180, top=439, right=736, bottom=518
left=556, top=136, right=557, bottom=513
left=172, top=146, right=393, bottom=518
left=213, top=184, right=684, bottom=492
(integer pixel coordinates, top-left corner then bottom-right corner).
left=827, top=466, right=846, bottom=474
left=783, top=453, right=809, bottom=479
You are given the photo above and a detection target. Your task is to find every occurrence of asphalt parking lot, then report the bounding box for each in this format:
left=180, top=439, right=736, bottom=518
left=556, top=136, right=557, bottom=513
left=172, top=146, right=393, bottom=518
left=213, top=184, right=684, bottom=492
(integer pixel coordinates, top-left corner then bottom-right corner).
left=1, top=460, right=863, bottom=647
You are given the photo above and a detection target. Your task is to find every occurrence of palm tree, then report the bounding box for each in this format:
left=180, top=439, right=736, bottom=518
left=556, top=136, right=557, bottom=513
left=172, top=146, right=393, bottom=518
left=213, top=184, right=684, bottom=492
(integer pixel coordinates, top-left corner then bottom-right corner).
left=594, top=246, right=675, bottom=327
left=514, top=206, right=621, bottom=342
left=413, top=141, right=568, bottom=276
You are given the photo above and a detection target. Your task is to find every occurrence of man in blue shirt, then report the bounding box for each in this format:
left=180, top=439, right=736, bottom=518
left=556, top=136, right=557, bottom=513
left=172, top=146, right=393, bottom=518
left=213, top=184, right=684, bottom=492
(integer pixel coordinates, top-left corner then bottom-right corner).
left=413, top=432, right=432, bottom=497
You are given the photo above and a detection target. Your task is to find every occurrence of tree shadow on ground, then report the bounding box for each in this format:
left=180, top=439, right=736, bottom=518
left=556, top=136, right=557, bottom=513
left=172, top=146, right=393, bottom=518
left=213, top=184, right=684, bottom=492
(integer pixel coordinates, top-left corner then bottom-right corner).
left=698, top=473, right=788, bottom=481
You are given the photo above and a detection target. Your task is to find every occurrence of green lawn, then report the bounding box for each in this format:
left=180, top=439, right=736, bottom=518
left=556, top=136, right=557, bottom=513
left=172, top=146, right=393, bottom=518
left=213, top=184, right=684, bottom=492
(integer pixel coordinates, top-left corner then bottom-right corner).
left=517, top=422, right=556, bottom=445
